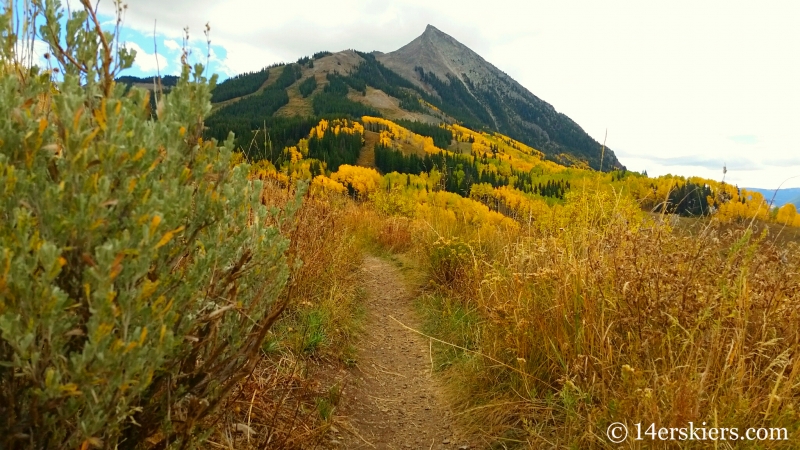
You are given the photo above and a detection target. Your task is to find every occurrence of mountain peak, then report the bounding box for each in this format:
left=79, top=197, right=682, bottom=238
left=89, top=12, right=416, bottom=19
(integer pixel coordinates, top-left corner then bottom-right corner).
left=376, top=26, right=622, bottom=170
left=377, top=25, right=485, bottom=91
left=423, top=24, right=446, bottom=37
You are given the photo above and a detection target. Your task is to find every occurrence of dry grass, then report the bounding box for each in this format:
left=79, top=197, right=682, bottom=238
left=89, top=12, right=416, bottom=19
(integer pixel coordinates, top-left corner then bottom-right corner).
left=656, top=212, right=800, bottom=247
left=357, top=130, right=380, bottom=168
left=375, top=216, right=415, bottom=253
left=275, top=76, right=314, bottom=117
left=416, top=189, right=800, bottom=448
left=346, top=86, right=440, bottom=124
left=204, top=180, right=377, bottom=448
left=202, top=177, right=800, bottom=448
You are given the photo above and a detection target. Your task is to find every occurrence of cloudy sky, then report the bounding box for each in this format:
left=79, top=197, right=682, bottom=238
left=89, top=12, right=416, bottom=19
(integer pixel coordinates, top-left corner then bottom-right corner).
left=79, top=0, right=800, bottom=188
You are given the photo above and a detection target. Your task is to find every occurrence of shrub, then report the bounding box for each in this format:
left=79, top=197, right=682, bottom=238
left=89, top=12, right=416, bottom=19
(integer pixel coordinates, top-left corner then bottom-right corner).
left=0, top=2, right=301, bottom=448
left=428, top=237, right=473, bottom=286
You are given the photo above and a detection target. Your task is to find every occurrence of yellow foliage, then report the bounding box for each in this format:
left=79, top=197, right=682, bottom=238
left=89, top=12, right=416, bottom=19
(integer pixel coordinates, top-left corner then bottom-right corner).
left=415, top=189, right=518, bottom=231
left=248, top=159, right=277, bottom=179
left=776, top=203, right=797, bottom=226
left=309, top=118, right=364, bottom=140
left=471, top=142, right=490, bottom=155
left=330, top=165, right=382, bottom=197
left=362, top=116, right=441, bottom=154
left=310, top=175, right=347, bottom=196
left=469, top=184, right=551, bottom=223
left=284, top=146, right=303, bottom=163
left=716, top=189, right=771, bottom=223
left=230, top=152, right=245, bottom=166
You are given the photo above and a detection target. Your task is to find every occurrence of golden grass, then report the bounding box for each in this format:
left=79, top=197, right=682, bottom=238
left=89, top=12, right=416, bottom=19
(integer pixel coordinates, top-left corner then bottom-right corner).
left=275, top=76, right=314, bottom=117
left=357, top=130, right=380, bottom=168
left=204, top=175, right=800, bottom=449
left=415, top=189, right=800, bottom=448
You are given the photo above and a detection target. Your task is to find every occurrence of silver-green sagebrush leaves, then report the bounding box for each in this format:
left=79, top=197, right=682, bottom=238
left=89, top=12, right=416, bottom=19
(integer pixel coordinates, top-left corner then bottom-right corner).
left=0, top=1, right=302, bottom=448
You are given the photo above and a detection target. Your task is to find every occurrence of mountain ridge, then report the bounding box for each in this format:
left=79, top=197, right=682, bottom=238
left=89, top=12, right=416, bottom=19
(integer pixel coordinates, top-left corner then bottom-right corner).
left=377, top=25, right=622, bottom=170
left=200, top=24, right=622, bottom=171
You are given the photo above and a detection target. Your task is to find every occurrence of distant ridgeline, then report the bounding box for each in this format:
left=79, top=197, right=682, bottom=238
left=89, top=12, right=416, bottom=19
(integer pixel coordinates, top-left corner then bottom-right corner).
left=203, top=52, right=502, bottom=158
left=210, top=67, right=271, bottom=103
left=744, top=187, right=800, bottom=209
left=201, top=46, right=620, bottom=170
left=116, top=75, right=179, bottom=88
left=406, top=63, right=616, bottom=171
left=203, top=53, right=419, bottom=154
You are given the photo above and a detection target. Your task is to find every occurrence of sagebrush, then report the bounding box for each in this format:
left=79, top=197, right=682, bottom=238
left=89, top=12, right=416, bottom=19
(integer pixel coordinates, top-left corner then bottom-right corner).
left=0, top=2, right=302, bottom=448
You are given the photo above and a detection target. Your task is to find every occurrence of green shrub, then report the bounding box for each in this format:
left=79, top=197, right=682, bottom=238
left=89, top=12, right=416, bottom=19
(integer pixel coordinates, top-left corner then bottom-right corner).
left=0, top=2, right=302, bottom=448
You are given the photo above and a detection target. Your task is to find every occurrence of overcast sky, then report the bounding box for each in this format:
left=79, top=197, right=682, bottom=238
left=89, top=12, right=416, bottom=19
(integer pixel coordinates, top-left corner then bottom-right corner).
left=90, top=0, right=799, bottom=189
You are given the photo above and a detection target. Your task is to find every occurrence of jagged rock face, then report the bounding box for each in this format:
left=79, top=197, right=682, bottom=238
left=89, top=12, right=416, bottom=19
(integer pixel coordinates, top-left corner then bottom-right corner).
left=378, top=25, right=502, bottom=94
left=378, top=25, right=622, bottom=170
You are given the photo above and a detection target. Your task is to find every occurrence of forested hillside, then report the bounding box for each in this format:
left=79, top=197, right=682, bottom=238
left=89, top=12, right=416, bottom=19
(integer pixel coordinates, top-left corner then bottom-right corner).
left=245, top=114, right=800, bottom=226
left=203, top=29, right=622, bottom=172
left=210, top=66, right=271, bottom=102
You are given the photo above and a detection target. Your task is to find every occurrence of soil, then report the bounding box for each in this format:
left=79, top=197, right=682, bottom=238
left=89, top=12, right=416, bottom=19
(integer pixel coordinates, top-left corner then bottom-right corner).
left=328, top=256, right=473, bottom=449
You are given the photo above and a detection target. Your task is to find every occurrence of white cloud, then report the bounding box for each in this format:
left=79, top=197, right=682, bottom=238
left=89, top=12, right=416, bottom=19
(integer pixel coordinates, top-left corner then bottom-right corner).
left=163, top=39, right=181, bottom=51
left=123, top=42, right=169, bottom=74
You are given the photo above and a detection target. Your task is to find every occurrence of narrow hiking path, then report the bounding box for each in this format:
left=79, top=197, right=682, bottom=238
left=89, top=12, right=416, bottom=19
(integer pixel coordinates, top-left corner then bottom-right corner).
left=333, top=256, right=473, bottom=449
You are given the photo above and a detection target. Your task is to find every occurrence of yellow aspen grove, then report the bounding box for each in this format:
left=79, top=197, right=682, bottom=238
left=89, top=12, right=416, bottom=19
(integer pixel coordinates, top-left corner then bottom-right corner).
left=331, top=165, right=382, bottom=197
left=285, top=146, right=303, bottom=163
left=226, top=115, right=799, bottom=229
left=472, top=141, right=490, bottom=156
left=311, top=174, right=347, bottom=195
left=363, top=116, right=441, bottom=154
left=776, top=203, right=797, bottom=226
left=309, top=118, right=364, bottom=140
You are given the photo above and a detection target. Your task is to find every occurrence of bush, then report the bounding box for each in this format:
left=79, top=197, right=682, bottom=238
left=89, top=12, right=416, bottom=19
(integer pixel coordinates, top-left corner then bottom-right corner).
left=0, top=3, right=301, bottom=448
left=428, top=237, right=473, bottom=286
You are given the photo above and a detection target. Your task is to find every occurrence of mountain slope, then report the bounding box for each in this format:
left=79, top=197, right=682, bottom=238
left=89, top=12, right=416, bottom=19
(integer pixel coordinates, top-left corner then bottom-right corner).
left=202, top=25, right=621, bottom=171
left=377, top=25, right=621, bottom=170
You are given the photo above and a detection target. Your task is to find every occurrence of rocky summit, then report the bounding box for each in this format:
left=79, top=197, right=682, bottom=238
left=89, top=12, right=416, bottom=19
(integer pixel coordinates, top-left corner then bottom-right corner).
left=377, top=25, right=622, bottom=170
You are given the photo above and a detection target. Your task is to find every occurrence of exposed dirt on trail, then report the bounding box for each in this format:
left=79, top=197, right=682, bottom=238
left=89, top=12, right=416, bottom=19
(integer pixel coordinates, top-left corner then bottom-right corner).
left=329, top=256, right=473, bottom=449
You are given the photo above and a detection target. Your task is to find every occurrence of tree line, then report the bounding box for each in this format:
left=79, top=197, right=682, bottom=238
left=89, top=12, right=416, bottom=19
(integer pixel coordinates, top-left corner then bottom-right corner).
left=374, top=143, right=570, bottom=200
left=210, top=67, right=270, bottom=103
left=394, top=119, right=453, bottom=148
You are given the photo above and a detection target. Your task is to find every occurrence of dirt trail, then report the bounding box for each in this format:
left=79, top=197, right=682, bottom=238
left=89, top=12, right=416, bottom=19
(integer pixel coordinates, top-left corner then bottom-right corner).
left=333, top=256, right=472, bottom=449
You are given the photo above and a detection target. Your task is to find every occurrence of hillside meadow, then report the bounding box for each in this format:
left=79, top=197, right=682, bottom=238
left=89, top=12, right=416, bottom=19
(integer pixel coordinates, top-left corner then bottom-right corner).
left=243, top=117, right=800, bottom=448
